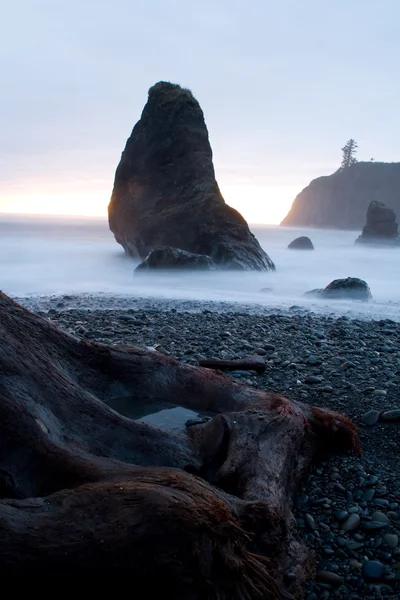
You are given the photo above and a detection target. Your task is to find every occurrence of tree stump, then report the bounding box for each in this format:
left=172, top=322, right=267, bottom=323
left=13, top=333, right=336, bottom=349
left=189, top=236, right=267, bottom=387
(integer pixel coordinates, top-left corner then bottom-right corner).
left=0, top=292, right=359, bottom=595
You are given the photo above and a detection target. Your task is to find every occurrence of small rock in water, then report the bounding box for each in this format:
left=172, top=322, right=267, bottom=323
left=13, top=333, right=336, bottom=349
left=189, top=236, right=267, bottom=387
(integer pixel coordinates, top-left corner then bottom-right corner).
left=361, top=409, right=380, bottom=426
left=373, top=389, right=387, bottom=397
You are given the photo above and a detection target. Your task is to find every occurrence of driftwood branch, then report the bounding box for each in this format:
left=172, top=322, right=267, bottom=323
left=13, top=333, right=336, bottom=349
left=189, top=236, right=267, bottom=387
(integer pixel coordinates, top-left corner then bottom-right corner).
left=0, top=292, right=359, bottom=596
left=198, top=355, right=267, bottom=374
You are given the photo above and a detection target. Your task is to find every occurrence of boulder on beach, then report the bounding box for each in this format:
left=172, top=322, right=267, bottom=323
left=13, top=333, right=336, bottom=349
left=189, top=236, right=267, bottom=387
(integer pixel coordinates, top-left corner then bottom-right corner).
left=288, top=236, right=314, bottom=250
left=355, top=200, right=400, bottom=245
left=305, top=277, right=372, bottom=301
left=135, top=246, right=216, bottom=271
left=108, top=82, right=275, bottom=271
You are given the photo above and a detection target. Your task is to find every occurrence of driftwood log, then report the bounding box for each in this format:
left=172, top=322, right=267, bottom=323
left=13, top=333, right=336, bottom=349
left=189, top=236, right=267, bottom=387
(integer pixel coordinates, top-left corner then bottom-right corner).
left=198, top=355, right=267, bottom=373
left=0, top=292, right=359, bottom=595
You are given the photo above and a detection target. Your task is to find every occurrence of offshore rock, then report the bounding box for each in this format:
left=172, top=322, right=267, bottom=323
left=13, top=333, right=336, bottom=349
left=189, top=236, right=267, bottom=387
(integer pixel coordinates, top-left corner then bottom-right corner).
left=109, top=82, right=275, bottom=271
left=355, top=200, right=400, bottom=245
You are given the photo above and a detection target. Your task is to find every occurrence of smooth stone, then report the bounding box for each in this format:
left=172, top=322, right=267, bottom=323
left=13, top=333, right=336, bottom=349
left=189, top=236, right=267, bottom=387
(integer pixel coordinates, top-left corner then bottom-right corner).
left=318, top=385, right=333, bottom=393
left=307, top=355, right=322, bottom=365
left=336, top=536, right=346, bottom=547
left=380, top=408, right=400, bottom=421
left=349, top=560, right=362, bottom=569
left=348, top=506, right=360, bottom=514
left=305, top=513, right=317, bottom=530
left=362, top=560, right=385, bottom=580
left=363, top=489, right=375, bottom=501
left=363, top=521, right=389, bottom=531
left=316, top=571, right=344, bottom=587
left=361, top=410, right=380, bottom=426
left=342, top=514, right=361, bottom=532
left=373, top=389, right=387, bottom=396
left=160, top=325, right=177, bottom=334
left=347, top=542, right=365, bottom=551
left=366, top=475, right=379, bottom=486
left=383, top=533, right=398, bottom=548
left=335, top=510, right=348, bottom=521
left=304, top=375, right=323, bottom=384
left=387, top=511, right=399, bottom=521
left=373, top=498, right=389, bottom=507
left=371, top=511, right=390, bottom=523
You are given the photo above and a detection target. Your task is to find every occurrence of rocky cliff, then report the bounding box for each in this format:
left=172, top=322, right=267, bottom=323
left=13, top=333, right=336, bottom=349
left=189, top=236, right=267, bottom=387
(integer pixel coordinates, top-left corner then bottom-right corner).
left=281, top=162, right=400, bottom=229
left=108, top=82, right=274, bottom=270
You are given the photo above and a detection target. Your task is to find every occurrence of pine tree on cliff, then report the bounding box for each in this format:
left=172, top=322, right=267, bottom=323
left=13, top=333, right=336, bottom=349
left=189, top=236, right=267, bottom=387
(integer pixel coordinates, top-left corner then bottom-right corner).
left=341, top=139, right=358, bottom=169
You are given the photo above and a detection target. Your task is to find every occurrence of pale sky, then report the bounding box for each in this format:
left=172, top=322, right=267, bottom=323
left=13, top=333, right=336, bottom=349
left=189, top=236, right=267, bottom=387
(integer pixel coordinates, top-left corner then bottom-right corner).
left=1, top=0, right=399, bottom=224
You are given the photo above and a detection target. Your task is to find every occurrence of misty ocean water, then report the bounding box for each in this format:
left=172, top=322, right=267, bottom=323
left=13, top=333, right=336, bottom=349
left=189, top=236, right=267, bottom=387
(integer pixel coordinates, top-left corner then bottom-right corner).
left=1, top=213, right=399, bottom=321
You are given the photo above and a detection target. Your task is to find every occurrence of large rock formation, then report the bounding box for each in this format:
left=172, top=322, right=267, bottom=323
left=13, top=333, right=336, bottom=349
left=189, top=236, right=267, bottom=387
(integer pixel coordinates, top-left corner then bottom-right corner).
left=355, top=200, right=400, bottom=245
left=281, top=162, right=400, bottom=229
left=108, top=82, right=274, bottom=271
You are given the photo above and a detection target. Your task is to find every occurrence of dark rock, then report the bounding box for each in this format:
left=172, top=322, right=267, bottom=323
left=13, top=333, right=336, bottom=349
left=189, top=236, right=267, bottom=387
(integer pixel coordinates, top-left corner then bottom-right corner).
left=383, top=533, right=398, bottom=548
left=362, top=560, right=385, bottom=580
left=135, top=247, right=216, bottom=271
left=363, top=521, right=389, bottom=531
left=361, top=410, right=381, bottom=426
left=316, top=571, right=344, bottom=586
left=342, top=514, right=361, bottom=531
left=355, top=200, right=400, bottom=245
left=288, top=236, right=314, bottom=250
left=371, top=511, right=389, bottom=523
left=380, top=408, right=400, bottom=422
left=109, top=82, right=275, bottom=271
left=280, top=161, right=400, bottom=229
left=321, top=278, right=372, bottom=302
left=304, top=375, right=323, bottom=384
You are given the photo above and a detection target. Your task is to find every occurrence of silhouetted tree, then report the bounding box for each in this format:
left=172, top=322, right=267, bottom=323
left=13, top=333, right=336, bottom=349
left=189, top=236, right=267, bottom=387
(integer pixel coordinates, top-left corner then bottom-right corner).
left=341, top=139, right=358, bottom=169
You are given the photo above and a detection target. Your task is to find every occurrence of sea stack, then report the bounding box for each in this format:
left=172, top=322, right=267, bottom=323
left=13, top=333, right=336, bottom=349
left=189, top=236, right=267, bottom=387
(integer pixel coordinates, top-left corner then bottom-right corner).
left=108, top=82, right=275, bottom=271
left=355, top=200, right=400, bottom=245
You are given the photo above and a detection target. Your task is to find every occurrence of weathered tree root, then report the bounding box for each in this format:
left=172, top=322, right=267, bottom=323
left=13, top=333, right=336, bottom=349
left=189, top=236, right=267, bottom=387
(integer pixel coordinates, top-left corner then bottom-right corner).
left=0, top=292, right=359, bottom=596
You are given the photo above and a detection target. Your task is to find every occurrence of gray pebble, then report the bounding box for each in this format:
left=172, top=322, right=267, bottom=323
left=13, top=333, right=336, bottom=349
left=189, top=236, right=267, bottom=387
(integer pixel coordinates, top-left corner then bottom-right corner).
left=371, top=511, right=389, bottom=523
left=342, top=514, right=361, bottom=532
left=383, top=533, right=398, bottom=548
left=305, top=375, right=323, bottom=384
left=380, top=408, right=400, bottom=422
left=305, top=513, right=317, bottom=530
left=361, top=410, right=380, bottom=426
left=316, top=571, right=344, bottom=586
left=160, top=325, right=177, bottom=334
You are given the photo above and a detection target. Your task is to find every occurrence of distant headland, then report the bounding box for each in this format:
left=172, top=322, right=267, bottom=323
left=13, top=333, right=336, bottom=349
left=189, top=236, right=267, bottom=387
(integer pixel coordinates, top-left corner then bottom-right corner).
left=281, top=140, right=400, bottom=229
